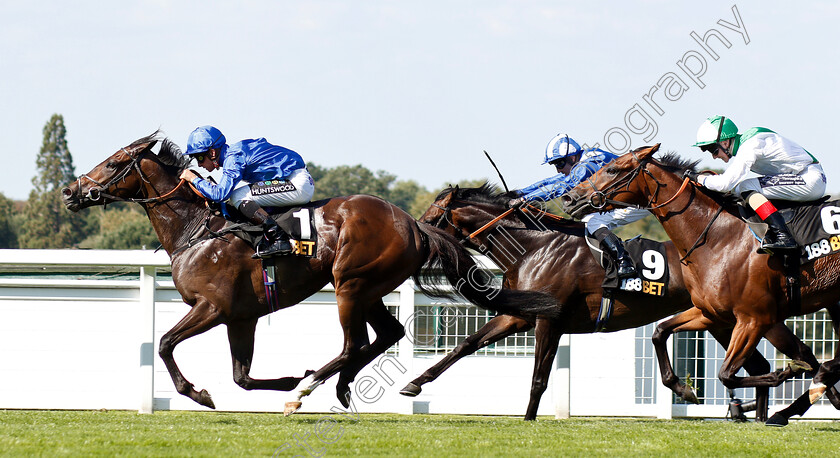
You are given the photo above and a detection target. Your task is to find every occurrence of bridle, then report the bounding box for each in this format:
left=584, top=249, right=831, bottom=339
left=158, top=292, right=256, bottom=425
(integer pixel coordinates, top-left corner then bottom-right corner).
left=583, top=155, right=691, bottom=213
left=72, top=146, right=201, bottom=205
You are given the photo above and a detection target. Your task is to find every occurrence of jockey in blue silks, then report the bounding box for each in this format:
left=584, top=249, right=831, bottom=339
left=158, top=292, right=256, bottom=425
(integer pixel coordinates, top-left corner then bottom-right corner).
left=509, top=133, right=649, bottom=278
left=179, top=125, right=315, bottom=258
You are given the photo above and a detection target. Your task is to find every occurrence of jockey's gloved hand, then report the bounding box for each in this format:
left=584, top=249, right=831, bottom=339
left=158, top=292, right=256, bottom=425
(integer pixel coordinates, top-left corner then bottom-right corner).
left=508, top=197, right=526, bottom=209
left=682, top=169, right=700, bottom=183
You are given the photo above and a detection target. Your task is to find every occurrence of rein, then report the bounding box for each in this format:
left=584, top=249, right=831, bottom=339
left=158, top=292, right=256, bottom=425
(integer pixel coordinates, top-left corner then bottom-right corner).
left=433, top=198, right=571, bottom=241
left=74, top=147, right=205, bottom=205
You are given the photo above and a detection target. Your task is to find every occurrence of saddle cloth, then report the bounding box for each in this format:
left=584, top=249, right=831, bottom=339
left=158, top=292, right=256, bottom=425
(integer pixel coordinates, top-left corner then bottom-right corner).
left=739, top=196, right=840, bottom=264
left=587, top=235, right=670, bottom=297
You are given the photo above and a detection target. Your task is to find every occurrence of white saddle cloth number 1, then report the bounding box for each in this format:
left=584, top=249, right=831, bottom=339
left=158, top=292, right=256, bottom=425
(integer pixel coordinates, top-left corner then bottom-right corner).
left=293, top=208, right=312, bottom=240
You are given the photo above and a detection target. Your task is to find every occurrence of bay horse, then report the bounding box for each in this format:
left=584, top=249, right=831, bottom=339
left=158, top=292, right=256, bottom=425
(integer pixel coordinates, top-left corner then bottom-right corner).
left=400, top=184, right=832, bottom=421
left=561, top=144, right=840, bottom=425
left=60, top=133, right=564, bottom=415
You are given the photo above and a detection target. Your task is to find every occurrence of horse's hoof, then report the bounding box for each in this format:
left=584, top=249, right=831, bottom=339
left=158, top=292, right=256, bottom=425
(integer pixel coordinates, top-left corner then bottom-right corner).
left=399, top=383, right=421, bottom=397
left=198, top=389, right=216, bottom=409
left=682, top=387, right=700, bottom=405
left=788, top=360, right=813, bottom=373
left=284, top=401, right=302, bottom=416
left=336, top=388, right=351, bottom=408
left=765, top=413, right=789, bottom=427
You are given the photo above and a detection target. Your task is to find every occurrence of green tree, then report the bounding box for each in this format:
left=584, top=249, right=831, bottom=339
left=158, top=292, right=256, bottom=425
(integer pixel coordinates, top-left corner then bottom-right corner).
left=0, top=193, right=18, bottom=248
left=18, top=114, right=94, bottom=248
left=80, top=205, right=159, bottom=250
left=312, top=164, right=396, bottom=200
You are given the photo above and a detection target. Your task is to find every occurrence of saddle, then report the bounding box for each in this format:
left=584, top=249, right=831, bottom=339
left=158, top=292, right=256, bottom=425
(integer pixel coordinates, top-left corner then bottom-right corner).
left=214, top=201, right=320, bottom=258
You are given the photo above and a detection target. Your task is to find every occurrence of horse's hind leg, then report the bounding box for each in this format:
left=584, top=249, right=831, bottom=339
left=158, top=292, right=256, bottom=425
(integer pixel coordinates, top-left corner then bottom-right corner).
left=227, top=318, right=314, bottom=391
left=158, top=299, right=224, bottom=409
left=524, top=317, right=563, bottom=421
left=768, top=339, right=840, bottom=426
left=764, top=322, right=840, bottom=409
left=335, top=299, right=405, bottom=407
left=400, top=315, right=532, bottom=397
left=652, top=307, right=711, bottom=404
left=284, top=295, right=379, bottom=415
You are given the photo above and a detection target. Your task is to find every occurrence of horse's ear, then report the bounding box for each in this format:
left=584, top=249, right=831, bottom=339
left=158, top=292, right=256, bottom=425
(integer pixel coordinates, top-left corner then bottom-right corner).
left=142, top=140, right=159, bottom=152
left=639, top=144, right=660, bottom=159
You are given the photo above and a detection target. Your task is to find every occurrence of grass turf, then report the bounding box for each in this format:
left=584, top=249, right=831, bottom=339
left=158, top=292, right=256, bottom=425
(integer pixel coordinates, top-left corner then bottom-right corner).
left=0, top=410, right=838, bottom=456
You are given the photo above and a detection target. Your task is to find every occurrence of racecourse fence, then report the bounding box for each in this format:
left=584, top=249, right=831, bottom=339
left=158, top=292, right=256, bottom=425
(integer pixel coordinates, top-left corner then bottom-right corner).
left=0, top=249, right=837, bottom=421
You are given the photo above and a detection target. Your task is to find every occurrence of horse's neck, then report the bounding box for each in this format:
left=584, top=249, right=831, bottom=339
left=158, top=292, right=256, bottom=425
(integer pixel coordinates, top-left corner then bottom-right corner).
left=654, top=186, right=743, bottom=255
left=140, top=176, right=212, bottom=256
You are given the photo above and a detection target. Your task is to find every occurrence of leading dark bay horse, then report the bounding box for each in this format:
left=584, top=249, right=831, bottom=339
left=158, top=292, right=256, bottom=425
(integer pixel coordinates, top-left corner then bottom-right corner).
left=400, top=184, right=830, bottom=421
left=61, top=133, right=564, bottom=415
left=561, top=144, right=840, bottom=425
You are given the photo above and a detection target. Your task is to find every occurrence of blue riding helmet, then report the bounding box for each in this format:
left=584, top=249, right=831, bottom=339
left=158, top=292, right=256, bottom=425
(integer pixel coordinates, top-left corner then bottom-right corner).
left=185, top=125, right=227, bottom=156
left=543, top=133, right=582, bottom=164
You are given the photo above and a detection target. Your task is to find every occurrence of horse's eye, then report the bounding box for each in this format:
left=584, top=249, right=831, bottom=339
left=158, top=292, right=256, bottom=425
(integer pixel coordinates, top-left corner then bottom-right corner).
left=106, top=161, right=117, bottom=170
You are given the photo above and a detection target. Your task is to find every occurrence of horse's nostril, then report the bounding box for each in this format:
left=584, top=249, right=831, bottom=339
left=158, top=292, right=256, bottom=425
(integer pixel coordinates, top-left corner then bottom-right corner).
left=61, top=187, right=73, bottom=198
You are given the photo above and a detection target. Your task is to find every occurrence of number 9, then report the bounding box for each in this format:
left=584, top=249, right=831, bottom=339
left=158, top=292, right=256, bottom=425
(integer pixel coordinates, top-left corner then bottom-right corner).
left=642, top=250, right=665, bottom=280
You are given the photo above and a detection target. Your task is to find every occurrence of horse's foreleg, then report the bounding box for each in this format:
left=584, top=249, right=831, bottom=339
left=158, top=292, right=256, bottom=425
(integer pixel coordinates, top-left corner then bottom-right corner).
left=717, top=320, right=782, bottom=389
left=400, top=315, right=532, bottom=397
left=652, top=307, right=711, bottom=404
left=158, top=299, right=223, bottom=409
left=227, top=318, right=313, bottom=391
left=524, top=317, right=563, bottom=421
left=335, top=300, right=405, bottom=407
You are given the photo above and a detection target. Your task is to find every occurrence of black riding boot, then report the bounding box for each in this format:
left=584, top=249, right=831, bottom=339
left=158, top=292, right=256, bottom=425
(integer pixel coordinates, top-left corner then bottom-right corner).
left=239, top=201, right=293, bottom=258
left=759, top=212, right=797, bottom=254
left=598, top=230, right=637, bottom=279
left=256, top=218, right=293, bottom=258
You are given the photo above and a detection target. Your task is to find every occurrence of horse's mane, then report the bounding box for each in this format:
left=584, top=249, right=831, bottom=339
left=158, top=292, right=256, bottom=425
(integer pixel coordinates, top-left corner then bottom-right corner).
left=130, top=130, right=190, bottom=172
left=436, top=182, right=513, bottom=206
left=438, top=182, right=582, bottom=231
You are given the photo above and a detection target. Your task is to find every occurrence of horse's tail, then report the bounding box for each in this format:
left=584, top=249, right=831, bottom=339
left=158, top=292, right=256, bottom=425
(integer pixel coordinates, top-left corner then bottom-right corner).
left=413, top=222, right=563, bottom=321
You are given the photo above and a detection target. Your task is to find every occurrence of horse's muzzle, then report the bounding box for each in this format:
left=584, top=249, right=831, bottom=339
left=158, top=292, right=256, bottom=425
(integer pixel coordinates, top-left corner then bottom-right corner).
left=560, top=191, right=592, bottom=219
left=61, top=185, right=83, bottom=212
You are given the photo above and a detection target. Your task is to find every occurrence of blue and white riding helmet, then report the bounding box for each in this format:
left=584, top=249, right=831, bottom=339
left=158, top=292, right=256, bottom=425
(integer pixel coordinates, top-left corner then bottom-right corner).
left=184, top=125, right=227, bottom=156
left=543, top=133, right=582, bottom=165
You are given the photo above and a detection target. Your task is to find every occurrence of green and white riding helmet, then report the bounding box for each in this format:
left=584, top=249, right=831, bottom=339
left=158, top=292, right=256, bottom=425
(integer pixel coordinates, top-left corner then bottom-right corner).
left=693, top=115, right=739, bottom=156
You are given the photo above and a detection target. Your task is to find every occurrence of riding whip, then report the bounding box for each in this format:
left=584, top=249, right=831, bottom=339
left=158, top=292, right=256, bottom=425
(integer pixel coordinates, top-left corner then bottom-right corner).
left=483, top=150, right=509, bottom=192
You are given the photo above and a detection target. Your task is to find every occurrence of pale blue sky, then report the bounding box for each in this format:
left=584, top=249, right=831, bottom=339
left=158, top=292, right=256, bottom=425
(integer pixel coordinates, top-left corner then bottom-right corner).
left=1, top=1, right=838, bottom=200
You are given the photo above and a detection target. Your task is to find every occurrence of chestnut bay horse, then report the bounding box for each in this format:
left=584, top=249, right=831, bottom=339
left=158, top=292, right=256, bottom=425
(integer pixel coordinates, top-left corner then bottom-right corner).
left=60, top=133, right=565, bottom=414
left=400, top=184, right=831, bottom=421
left=561, top=144, right=840, bottom=425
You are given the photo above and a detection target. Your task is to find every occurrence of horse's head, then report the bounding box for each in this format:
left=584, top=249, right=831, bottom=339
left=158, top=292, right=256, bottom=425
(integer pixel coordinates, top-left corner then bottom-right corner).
left=561, top=144, right=662, bottom=219
left=420, top=183, right=520, bottom=242
left=62, top=133, right=188, bottom=212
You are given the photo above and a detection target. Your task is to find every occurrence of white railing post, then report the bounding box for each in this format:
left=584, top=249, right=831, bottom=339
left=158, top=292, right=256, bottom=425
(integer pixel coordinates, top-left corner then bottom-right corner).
left=139, top=266, right=156, bottom=414
left=397, top=280, right=416, bottom=415
left=553, top=334, right=571, bottom=418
